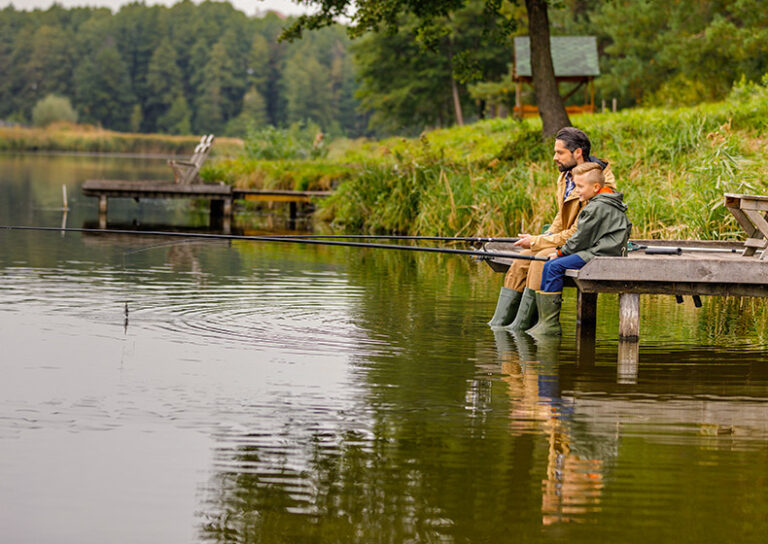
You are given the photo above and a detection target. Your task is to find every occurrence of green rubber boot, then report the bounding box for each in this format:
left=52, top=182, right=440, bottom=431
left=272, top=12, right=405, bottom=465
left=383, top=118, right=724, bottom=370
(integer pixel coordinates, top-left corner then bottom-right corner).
left=488, top=287, right=523, bottom=328
left=505, top=287, right=538, bottom=332
left=526, top=292, right=562, bottom=337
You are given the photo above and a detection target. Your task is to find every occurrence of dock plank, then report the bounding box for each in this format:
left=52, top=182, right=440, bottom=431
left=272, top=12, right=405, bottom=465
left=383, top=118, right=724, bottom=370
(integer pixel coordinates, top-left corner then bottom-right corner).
left=82, top=179, right=232, bottom=197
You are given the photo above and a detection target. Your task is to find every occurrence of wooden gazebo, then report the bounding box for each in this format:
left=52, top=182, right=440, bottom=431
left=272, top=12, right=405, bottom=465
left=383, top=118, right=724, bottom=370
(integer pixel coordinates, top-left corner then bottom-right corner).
left=513, top=36, right=600, bottom=118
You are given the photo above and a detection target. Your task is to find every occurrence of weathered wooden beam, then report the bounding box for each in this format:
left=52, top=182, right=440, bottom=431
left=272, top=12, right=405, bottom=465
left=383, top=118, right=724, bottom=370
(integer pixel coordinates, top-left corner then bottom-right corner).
left=577, top=256, right=768, bottom=285
left=618, top=293, right=640, bottom=341
left=242, top=194, right=313, bottom=203
left=574, top=279, right=768, bottom=298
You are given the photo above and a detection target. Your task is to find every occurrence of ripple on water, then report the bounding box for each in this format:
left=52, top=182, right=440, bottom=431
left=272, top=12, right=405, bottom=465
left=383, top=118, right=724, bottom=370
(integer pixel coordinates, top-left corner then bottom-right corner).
left=0, top=265, right=392, bottom=356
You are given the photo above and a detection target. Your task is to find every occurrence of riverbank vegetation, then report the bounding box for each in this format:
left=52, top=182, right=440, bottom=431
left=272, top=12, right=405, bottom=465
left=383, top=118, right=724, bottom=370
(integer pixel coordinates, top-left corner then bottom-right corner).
left=0, top=122, right=243, bottom=156
left=212, top=78, right=768, bottom=240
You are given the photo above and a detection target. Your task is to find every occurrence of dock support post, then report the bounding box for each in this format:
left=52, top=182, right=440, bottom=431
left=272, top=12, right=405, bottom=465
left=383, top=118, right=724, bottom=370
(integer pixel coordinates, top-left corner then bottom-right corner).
left=576, top=291, right=597, bottom=367
left=98, top=195, right=108, bottom=229
left=210, top=199, right=224, bottom=218
left=617, top=341, right=639, bottom=384
left=289, top=201, right=298, bottom=221
left=618, top=293, right=640, bottom=341
left=576, top=291, right=597, bottom=337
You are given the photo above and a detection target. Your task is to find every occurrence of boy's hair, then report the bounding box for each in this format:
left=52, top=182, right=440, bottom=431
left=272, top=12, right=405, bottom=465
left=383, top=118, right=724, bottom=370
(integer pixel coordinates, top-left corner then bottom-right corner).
left=572, top=162, right=605, bottom=186
left=555, top=127, right=591, bottom=158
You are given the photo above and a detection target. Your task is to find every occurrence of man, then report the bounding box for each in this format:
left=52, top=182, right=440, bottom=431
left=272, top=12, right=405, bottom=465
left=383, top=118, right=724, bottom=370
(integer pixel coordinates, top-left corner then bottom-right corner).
left=488, top=127, right=616, bottom=330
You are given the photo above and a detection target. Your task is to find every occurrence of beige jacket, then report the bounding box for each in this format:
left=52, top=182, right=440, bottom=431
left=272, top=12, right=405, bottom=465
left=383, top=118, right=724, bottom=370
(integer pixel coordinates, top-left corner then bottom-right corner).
left=529, top=160, right=616, bottom=252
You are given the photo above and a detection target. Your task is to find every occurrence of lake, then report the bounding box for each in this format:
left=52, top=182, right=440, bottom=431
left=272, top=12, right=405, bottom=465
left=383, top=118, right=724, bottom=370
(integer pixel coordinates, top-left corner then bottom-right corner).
left=1, top=153, right=767, bottom=543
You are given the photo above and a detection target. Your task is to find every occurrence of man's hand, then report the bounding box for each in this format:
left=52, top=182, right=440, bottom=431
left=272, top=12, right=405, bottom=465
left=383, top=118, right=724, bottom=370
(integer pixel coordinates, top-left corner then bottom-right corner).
left=513, top=234, right=533, bottom=249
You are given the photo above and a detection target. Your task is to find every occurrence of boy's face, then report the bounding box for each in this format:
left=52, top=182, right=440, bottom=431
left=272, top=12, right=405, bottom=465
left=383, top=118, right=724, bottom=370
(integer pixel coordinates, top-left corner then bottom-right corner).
left=574, top=174, right=601, bottom=202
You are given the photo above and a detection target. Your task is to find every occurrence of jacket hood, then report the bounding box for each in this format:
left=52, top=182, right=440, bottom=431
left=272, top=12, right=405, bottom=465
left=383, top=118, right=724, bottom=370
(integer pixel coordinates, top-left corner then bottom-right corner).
left=587, top=155, right=609, bottom=170
left=591, top=191, right=627, bottom=212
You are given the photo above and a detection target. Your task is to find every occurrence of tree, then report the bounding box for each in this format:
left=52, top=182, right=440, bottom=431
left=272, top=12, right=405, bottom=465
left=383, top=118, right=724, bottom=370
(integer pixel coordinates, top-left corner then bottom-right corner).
left=74, top=45, right=136, bottom=130
left=353, top=19, right=459, bottom=132
left=193, top=37, right=242, bottom=133
left=146, top=38, right=185, bottom=132
left=225, top=87, right=267, bottom=137
left=283, top=48, right=335, bottom=128
left=352, top=1, right=511, bottom=133
left=19, top=25, right=75, bottom=115
left=282, top=0, right=571, bottom=137
left=587, top=0, right=768, bottom=107
left=158, top=94, right=192, bottom=135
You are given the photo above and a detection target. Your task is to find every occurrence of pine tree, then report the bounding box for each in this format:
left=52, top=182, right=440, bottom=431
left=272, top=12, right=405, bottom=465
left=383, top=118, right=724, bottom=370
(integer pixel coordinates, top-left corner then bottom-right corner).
left=74, top=45, right=136, bottom=130
left=158, top=94, right=192, bottom=135
left=146, top=38, right=185, bottom=132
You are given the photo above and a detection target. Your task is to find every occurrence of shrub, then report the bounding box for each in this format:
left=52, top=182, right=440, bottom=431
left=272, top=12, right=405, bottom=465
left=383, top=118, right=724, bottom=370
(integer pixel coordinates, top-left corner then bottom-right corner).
left=31, top=95, right=78, bottom=127
left=245, top=121, right=328, bottom=160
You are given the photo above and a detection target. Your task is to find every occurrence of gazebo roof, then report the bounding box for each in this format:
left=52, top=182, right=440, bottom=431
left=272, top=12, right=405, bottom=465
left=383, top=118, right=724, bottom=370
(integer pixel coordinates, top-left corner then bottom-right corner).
left=514, top=36, right=600, bottom=78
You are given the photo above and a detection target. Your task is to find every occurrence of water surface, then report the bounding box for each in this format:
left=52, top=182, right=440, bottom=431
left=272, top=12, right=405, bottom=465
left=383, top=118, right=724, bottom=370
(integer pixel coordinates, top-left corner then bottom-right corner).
left=1, top=153, right=767, bottom=543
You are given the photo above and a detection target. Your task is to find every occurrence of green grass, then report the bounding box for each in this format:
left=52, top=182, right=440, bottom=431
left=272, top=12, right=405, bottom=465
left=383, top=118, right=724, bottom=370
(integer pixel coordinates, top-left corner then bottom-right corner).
left=309, top=79, right=768, bottom=239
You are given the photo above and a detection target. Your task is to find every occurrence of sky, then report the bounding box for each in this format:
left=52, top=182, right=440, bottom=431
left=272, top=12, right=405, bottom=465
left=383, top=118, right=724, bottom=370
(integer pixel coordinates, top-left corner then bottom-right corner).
left=0, top=0, right=313, bottom=16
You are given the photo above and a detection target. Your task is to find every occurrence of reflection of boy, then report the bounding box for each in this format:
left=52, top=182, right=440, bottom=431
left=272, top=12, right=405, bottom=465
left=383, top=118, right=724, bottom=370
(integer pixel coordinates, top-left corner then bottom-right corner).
left=528, top=162, right=631, bottom=336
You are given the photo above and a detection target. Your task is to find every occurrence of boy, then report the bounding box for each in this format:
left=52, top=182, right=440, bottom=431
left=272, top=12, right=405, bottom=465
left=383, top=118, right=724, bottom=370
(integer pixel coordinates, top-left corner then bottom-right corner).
left=526, top=162, right=631, bottom=336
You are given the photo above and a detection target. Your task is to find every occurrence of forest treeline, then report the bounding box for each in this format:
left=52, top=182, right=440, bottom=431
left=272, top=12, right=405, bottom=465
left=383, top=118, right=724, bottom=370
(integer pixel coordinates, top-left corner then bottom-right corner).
left=0, top=1, right=362, bottom=136
left=1, top=0, right=767, bottom=136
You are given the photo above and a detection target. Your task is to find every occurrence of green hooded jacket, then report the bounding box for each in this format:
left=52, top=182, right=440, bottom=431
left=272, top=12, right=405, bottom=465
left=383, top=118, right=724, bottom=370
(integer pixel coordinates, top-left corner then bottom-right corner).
left=560, top=191, right=631, bottom=262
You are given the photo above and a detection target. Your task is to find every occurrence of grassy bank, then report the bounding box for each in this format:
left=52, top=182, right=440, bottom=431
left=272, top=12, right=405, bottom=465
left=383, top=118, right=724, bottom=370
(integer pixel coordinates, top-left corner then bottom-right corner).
left=0, top=122, right=244, bottom=156
left=210, top=79, right=768, bottom=239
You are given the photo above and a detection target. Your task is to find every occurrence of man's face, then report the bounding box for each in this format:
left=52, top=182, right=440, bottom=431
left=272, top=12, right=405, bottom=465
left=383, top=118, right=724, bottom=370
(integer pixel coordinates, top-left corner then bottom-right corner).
left=574, top=174, right=600, bottom=202
left=553, top=139, right=580, bottom=172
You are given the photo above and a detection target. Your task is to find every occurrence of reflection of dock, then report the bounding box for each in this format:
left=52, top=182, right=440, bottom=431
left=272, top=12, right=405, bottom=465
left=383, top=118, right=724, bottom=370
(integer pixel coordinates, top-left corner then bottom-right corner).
left=81, top=180, right=332, bottom=230
left=78, top=221, right=240, bottom=248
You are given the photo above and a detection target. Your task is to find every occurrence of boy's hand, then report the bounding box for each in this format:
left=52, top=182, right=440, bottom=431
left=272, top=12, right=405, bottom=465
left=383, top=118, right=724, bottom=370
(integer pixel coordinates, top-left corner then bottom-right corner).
left=513, top=234, right=532, bottom=249
left=548, top=253, right=559, bottom=260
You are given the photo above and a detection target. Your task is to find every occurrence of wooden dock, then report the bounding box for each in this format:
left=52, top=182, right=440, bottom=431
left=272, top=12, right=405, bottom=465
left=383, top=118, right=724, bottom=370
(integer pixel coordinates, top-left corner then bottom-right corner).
left=484, top=238, right=766, bottom=341
left=81, top=180, right=331, bottom=230
left=485, top=193, right=768, bottom=347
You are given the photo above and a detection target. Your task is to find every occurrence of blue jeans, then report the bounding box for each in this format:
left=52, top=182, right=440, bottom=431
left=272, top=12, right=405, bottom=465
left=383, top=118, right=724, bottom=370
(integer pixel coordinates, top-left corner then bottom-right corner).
left=540, top=254, right=587, bottom=293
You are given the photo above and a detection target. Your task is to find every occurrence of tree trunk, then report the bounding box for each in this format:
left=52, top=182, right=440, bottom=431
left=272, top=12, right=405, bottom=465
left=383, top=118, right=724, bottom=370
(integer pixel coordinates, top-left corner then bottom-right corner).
left=525, top=0, right=570, bottom=138
left=450, top=75, right=464, bottom=126
left=447, top=47, right=464, bottom=127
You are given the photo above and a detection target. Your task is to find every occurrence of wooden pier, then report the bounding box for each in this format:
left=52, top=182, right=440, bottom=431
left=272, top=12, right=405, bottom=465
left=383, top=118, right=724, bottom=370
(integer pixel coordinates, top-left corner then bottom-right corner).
left=484, top=193, right=768, bottom=347
left=81, top=180, right=331, bottom=230
left=484, top=238, right=766, bottom=340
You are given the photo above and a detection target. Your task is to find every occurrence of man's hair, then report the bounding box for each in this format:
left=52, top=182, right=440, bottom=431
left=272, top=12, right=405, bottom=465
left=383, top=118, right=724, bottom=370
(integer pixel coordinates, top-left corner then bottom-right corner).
left=556, top=127, right=591, bottom=158
left=572, top=162, right=605, bottom=186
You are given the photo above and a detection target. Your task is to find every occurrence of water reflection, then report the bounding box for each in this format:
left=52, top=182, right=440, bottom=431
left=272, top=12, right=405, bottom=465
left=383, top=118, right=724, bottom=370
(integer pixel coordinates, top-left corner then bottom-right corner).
left=3, top=154, right=768, bottom=543
left=497, top=332, right=609, bottom=526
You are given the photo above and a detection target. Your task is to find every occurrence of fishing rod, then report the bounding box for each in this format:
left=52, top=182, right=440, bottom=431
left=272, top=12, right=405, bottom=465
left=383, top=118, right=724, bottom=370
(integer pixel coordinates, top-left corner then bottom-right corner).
left=243, top=234, right=521, bottom=243
left=1, top=225, right=549, bottom=261
left=637, top=244, right=752, bottom=255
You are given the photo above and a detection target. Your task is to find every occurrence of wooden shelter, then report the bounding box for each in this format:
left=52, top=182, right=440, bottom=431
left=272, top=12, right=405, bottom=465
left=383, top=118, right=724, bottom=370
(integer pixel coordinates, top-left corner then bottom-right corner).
left=513, top=36, right=599, bottom=118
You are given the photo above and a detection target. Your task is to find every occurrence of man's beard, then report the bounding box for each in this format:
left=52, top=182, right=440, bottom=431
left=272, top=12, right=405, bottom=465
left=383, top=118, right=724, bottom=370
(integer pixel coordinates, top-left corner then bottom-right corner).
left=557, top=161, right=576, bottom=173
